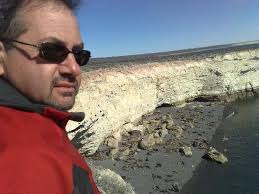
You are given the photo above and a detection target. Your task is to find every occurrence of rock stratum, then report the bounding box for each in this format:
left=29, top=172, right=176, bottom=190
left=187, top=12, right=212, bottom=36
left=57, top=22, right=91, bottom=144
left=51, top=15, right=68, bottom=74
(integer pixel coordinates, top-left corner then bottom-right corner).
left=67, top=41, right=259, bottom=155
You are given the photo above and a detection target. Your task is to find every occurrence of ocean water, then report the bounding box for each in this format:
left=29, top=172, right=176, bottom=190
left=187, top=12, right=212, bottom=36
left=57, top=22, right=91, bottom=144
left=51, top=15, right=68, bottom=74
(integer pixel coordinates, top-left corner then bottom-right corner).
left=181, top=97, right=259, bottom=194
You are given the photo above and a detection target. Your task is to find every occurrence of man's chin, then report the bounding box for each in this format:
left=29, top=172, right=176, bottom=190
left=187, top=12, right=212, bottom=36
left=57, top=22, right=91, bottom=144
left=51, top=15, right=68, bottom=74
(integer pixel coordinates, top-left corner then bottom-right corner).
left=47, top=97, right=76, bottom=111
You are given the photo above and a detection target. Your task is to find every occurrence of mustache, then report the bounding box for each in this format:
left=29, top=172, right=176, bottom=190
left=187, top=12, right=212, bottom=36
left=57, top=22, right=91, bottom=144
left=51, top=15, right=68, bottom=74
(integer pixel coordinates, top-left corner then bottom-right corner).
left=52, top=76, right=79, bottom=89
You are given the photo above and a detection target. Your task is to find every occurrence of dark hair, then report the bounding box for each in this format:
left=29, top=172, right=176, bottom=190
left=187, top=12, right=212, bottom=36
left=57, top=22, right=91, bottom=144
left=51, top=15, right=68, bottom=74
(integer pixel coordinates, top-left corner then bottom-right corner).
left=0, top=0, right=81, bottom=50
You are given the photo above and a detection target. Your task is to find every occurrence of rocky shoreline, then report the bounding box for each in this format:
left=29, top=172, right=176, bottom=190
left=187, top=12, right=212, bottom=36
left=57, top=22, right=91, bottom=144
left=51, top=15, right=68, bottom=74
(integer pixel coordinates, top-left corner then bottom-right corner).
left=66, top=43, right=259, bottom=193
left=68, top=44, right=259, bottom=156
left=86, top=100, right=229, bottom=194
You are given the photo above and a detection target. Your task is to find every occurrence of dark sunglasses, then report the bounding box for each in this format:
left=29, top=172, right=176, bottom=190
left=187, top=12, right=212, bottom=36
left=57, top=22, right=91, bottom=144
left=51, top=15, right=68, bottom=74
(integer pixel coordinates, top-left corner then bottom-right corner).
left=1, top=38, right=91, bottom=66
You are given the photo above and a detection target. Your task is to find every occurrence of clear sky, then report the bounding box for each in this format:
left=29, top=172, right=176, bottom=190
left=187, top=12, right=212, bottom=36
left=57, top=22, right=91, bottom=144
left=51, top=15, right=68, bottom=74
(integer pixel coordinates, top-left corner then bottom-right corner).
left=76, top=0, right=259, bottom=58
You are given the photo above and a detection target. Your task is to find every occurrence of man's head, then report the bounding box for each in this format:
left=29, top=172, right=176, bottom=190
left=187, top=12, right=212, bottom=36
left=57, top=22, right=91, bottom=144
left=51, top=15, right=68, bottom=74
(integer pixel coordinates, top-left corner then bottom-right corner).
left=0, top=0, right=85, bottom=111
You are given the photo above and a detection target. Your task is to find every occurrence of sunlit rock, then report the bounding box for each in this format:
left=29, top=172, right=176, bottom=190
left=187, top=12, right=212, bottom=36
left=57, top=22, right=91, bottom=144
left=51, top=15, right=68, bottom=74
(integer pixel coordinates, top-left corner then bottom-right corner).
left=203, top=147, right=228, bottom=164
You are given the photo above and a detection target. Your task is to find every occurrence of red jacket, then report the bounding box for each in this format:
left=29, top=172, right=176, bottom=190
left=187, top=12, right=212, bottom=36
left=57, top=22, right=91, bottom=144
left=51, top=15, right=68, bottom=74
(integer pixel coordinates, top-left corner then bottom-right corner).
left=0, top=78, right=100, bottom=194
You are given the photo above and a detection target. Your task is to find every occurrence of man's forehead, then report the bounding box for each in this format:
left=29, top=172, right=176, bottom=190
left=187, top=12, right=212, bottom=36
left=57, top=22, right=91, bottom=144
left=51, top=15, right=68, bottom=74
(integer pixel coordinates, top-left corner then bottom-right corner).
left=38, top=36, right=84, bottom=48
left=20, top=5, right=82, bottom=47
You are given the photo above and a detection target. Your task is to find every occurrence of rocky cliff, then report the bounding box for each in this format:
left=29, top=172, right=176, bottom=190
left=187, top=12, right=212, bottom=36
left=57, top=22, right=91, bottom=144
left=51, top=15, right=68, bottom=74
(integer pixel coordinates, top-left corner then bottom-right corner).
left=67, top=42, right=259, bottom=155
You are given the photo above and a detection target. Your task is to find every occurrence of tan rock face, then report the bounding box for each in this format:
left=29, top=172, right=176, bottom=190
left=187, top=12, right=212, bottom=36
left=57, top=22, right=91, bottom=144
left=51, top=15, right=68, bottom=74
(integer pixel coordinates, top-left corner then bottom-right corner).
left=67, top=48, right=259, bottom=155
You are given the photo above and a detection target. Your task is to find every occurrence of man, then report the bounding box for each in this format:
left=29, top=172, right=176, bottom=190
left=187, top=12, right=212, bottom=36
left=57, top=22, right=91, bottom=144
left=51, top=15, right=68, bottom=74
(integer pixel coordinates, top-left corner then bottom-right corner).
left=0, top=0, right=100, bottom=193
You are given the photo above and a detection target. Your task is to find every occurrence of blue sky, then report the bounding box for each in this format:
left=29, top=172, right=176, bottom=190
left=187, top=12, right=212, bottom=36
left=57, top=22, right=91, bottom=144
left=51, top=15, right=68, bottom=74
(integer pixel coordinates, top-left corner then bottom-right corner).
left=76, top=0, right=259, bottom=58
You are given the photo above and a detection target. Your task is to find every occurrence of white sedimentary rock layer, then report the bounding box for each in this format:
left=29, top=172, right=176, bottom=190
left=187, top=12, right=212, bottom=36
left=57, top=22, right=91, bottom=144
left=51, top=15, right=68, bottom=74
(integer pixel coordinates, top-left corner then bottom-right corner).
left=67, top=49, right=259, bottom=155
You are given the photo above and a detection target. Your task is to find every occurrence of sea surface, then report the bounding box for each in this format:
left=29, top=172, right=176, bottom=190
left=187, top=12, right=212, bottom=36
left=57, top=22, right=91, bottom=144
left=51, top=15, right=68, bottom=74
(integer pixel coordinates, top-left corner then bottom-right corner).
left=181, top=97, right=259, bottom=194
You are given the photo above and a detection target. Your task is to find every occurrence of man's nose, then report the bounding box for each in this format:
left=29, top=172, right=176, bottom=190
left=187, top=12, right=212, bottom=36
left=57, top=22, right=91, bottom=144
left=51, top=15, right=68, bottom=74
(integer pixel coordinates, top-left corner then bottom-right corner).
left=59, top=53, right=81, bottom=77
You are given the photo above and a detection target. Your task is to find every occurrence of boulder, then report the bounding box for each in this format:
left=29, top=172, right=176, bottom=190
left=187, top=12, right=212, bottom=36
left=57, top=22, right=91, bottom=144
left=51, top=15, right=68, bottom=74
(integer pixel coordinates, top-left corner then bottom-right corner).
left=159, top=128, right=169, bottom=138
left=122, top=123, right=135, bottom=132
left=90, top=163, right=136, bottom=194
left=110, top=148, right=119, bottom=157
left=167, top=124, right=183, bottom=138
left=154, top=132, right=163, bottom=144
left=128, top=130, right=143, bottom=142
left=117, top=147, right=131, bottom=160
left=179, top=146, right=192, bottom=157
left=165, top=118, right=175, bottom=129
left=138, top=134, right=156, bottom=150
left=145, top=119, right=161, bottom=133
left=106, top=137, right=119, bottom=149
left=203, top=147, right=228, bottom=164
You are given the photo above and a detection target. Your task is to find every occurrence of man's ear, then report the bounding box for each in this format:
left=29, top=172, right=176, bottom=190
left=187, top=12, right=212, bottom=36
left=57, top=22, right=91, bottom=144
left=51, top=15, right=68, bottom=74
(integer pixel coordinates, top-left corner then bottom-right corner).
left=0, top=41, right=6, bottom=76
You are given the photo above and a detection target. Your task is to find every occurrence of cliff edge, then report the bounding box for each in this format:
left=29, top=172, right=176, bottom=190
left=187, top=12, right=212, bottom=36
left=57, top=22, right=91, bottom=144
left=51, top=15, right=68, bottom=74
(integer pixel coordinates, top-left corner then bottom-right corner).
left=67, top=42, right=259, bottom=155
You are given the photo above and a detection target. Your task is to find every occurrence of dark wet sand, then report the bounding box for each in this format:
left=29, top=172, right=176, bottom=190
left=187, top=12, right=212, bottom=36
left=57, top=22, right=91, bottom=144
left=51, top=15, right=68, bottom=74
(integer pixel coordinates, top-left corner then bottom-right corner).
left=89, top=101, right=226, bottom=194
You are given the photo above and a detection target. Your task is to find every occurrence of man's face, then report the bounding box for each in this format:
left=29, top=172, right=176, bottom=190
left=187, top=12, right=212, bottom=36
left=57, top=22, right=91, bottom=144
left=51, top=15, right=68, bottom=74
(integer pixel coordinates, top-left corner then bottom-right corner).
left=1, top=4, right=82, bottom=111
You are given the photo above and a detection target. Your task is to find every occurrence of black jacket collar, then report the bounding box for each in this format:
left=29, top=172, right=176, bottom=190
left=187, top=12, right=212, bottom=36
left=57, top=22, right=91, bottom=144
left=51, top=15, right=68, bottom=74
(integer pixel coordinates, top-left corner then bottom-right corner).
left=0, top=77, right=84, bottom=123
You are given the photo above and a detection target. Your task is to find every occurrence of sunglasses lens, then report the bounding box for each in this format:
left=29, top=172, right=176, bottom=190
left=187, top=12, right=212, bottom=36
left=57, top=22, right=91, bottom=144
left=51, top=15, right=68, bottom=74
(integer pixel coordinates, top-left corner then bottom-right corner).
left=40, top=42, right=91, bottom=66
left=74, top=50, right=91, bottom=66
left=40, top=43, right=68, bottom=62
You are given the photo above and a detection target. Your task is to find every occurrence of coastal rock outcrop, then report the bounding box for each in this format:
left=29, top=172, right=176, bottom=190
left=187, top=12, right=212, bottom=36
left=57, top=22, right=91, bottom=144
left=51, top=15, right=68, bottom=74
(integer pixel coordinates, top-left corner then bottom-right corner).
left=67, top=47, right=259, bottom=155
